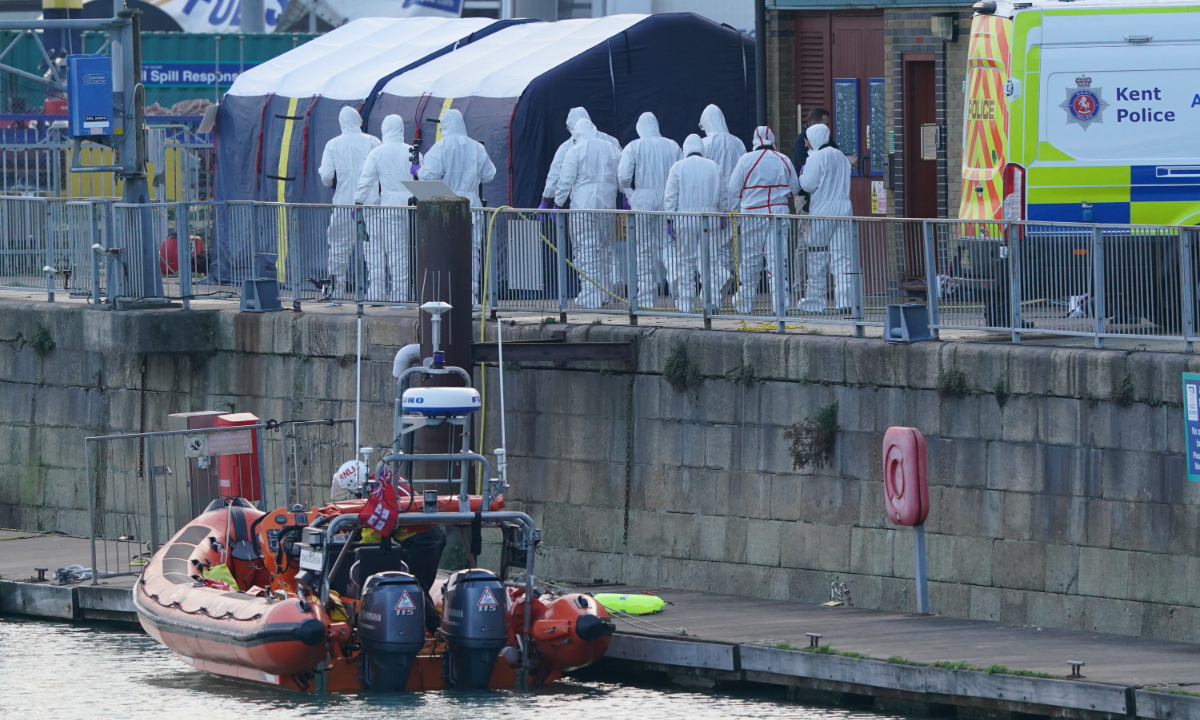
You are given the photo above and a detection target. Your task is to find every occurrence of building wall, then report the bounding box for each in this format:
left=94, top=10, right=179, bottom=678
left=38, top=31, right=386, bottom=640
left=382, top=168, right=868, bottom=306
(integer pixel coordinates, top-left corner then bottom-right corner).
left=766, top=6, right=971, bottom=218
left=883, top=8, right=970, bottom=218
left=5, top=300, right=1199, bottom=641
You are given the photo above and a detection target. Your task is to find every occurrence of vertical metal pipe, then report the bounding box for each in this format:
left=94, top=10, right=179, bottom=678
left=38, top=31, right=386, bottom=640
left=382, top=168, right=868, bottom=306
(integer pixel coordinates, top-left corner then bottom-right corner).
left=627, top=214, right=638, bottom=325
left=146, top=434, right=159, bottom=554
left=488, top=210, right=499, bottom=318
left=1183, top=228, right=1196, bottom=353
left=772, top=215, right=786, bottom=332
left=90, top=202, right=101, bottom=304
left=1009, top=222, right=1022, bottom=344
left=850, top=219, right=864, bottom=337
left=1092, top=225, right=1105, bottom=349
left=87, top=440, right=98, bottom=584
left=44, top=201, right=54, bottom=301
left=754, top=0, right=767, bottom=126
left=556, top=212, right=567, bottom=323
left=178, top=202, right=191, bottom=310
left=914, top=524, right=929, bottom=614
left=922, top=220, right=940, bottom=339
left=701, top=215, right=713, bottom=329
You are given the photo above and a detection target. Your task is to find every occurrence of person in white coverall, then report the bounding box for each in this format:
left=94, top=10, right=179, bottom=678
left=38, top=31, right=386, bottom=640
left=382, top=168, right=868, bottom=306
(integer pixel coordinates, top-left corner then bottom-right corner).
left=663, top=134, right=727, bottom=313
left=798, top=123, right=855, bottom=312
left=540, top=106, right=621, bottom=207
left=417, top=109, right=496, bottom=301
left=699, top=104, right=745, bottom=297
left=355, top=114, right=420, bottom=303
left=555, top=118, right=621, bottom=310
left=320, top=106, right=380, bottom=297
left=726, top=126, right=799, bottom=315
left=618, top=112, right=681, bottom=309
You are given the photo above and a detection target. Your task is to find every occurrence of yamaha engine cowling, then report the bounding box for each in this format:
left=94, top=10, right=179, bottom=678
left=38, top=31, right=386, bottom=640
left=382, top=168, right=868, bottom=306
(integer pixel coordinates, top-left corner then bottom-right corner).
left=358, top=572, right=426, bottom=691
left=440, top=569, right=509, bottom=689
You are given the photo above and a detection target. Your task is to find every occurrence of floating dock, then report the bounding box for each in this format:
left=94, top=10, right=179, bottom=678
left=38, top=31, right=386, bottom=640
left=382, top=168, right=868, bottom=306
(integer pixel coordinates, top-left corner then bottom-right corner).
left=2, top=530, right=1197, bottom=719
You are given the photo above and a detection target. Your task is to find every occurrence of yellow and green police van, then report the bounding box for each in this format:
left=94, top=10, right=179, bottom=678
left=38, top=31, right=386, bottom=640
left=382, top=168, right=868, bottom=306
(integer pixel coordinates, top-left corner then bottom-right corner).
left=956, top=0, right=1200, bottom=331
left=962, top=0, right=1200, bottom=226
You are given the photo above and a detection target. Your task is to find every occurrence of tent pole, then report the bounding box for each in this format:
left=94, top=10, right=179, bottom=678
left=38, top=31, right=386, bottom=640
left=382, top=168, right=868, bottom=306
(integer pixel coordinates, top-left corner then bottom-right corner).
left=755, top=0, right=766, bottom=126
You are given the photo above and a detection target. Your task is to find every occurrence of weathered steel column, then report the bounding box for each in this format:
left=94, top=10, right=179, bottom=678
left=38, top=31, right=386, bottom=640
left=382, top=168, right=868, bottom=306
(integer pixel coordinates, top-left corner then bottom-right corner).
left=413, top=195, right=474, bottom=477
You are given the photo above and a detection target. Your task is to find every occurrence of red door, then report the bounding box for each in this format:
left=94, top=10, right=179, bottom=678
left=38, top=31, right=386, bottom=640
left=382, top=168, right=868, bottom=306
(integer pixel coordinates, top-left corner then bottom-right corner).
left=792, top=12, right=884, bottom=217
left=903, top=55, right=938, bottom=218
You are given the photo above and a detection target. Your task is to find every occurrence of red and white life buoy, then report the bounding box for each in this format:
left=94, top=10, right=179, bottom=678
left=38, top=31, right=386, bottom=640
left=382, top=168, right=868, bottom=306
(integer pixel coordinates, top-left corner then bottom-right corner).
left=883, top=426, right=928, bottom=527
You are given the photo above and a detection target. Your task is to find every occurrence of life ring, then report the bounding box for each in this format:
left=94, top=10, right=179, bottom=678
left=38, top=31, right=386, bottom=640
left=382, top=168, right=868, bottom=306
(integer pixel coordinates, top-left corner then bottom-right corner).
left=883, top=426, right=928, bottom=527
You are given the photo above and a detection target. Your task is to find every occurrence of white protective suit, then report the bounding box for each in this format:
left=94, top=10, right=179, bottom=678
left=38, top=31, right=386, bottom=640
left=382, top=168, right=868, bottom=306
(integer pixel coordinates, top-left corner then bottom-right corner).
left=355, top=115, right=420, bottom=302
left=618, top=112, right=682, bottom=309
left=798, top=123, right=855, bottom=312
left=727, top=126, right=799, bottom=314
left=555, top=119, right=621, bottom=309
left=417, top=109, right=497, bottom=300
left=319, top=106, right=380, bottom=293
left=663, top=134, right=727, bottom=313
left=541, top=107, right=621, bottom=202
left=699, top=104, right=746, bottom=298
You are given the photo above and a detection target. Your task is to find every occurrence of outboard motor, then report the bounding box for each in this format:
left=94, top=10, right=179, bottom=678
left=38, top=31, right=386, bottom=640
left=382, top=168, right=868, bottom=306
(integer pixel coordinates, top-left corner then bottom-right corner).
left=358, top=572, right=427, bottom=691
left=441, top=569, right=509, bottom=689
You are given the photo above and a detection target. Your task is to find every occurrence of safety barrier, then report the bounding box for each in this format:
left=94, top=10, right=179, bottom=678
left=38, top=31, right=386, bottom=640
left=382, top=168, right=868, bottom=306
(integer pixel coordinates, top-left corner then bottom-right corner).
left=0, top=125, right=214, bottom=201
left=85, top=418, right=356, bottom=581
left=3, top=195, right=1198, bottom=349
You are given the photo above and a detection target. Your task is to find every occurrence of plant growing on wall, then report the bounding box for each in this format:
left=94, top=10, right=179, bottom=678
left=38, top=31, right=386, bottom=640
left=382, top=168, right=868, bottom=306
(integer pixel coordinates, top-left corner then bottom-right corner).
left=29, top=323, right=55, bottom=356
left=784, top=401, right=839, bottom=470
left=663, top=342, right=702, bottom=392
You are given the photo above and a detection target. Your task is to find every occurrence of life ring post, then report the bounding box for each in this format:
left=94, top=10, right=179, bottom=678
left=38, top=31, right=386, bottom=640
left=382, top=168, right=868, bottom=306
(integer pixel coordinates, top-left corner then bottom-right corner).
left=882, top=426, right=930, bottom=614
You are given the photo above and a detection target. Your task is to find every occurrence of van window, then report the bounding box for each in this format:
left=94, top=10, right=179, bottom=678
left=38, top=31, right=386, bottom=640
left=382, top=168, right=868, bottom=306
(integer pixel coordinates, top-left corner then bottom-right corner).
left=1041, top=47, right=1200, bottom=162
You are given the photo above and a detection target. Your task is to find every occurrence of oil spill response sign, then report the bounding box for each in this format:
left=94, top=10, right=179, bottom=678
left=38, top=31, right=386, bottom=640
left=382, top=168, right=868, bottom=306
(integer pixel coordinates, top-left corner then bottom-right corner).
left=1183, top=372, right=1200, bottom=481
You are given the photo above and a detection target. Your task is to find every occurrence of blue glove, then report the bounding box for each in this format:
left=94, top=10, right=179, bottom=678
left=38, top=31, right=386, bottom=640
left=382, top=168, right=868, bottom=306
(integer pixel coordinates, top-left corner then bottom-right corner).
left=667, top=222, right=676, bottom=242
left=720, top=217, right=728, bottom=231
left=621, top=197, right=631, bottom=211
left=410, top=164, right=420, bottom=178
left=537, top=198, right=552, bottom=221
left=538, top=199, right=551, bottom=210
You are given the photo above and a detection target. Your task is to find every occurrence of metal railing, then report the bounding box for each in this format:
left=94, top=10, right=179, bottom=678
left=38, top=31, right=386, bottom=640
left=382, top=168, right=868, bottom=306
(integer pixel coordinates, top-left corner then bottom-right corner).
left=85, top=418, right=356, bottom=581
left=5, top=194, right=1198, bottom=349
left=0, top=125, right=214, bottom=200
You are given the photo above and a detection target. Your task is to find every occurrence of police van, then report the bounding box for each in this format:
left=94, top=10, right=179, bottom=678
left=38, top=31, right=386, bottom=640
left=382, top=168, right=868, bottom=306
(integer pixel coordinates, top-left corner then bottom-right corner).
left=957, top=0, right=1200, bottom=330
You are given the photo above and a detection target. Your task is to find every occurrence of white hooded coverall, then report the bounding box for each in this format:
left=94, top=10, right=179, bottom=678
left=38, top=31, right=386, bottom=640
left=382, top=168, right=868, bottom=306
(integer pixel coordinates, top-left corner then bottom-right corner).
left=618, top=112, right=682, bottom=309
left=355, top=114, right=420, bottom=303
left=663, top=134, right=727, bottom=313
left=699, top=104, right=747, bottom=293
left=417, top=108, right=497, bottom=301
left=555, top=119, right=621, bottom=310
left=798, top=123, right=855, bottom=312
left=320, top=105, right=380, bottom=293
left=542, top=107, right=621, bottom=203
left=726, top=126, right=799, bottom=315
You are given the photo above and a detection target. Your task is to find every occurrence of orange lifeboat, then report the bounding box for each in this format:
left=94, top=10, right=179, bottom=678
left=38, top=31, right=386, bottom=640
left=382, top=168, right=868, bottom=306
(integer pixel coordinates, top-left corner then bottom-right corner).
left=134, top=496, right=613, bottom=692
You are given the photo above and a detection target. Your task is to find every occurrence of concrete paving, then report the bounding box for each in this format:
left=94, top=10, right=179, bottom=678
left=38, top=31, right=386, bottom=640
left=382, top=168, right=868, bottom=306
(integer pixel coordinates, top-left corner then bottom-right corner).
left=0, top=530, right=137, bottom=590
left=591, top=583, right=1200, bottom=687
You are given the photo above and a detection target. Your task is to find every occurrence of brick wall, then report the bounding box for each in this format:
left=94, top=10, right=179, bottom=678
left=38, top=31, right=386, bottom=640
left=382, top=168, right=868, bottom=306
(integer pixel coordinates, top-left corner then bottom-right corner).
left=882, top=8, right=970, bottom=218
left=766, top=10, right=797, bottom=152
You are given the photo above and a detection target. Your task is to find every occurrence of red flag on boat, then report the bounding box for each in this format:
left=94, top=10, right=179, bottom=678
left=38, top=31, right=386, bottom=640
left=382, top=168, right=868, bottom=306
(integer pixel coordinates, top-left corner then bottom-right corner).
left=358, top=478, right=400, bottom=536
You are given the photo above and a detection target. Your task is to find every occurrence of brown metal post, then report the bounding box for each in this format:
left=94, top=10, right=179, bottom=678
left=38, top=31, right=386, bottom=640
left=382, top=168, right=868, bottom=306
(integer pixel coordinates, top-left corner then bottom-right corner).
left=414, top=195, right=474, bottom=478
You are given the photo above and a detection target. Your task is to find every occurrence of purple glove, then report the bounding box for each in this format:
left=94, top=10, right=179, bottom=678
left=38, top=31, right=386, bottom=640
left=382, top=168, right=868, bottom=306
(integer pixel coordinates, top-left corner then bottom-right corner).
left=536, top=198, right=553, bottom=221
left=621, top=196, right=631, bottom=211
left=720, top=217, right=728, bottom=230
left=410, top=164, right=420, bottom=178
left=538, top=199, right=551, bottom=210
left=666, top=221, right=677, bottom=242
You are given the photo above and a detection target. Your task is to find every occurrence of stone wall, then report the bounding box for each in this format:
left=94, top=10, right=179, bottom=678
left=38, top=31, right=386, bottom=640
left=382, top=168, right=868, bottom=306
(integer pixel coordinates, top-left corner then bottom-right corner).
left=3, top=299, right=1199, bottom=641
left=482, top=322, right=1200, bottom=641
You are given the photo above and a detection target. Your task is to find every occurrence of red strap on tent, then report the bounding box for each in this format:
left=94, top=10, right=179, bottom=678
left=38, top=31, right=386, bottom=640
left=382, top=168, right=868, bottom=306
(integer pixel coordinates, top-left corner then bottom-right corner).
left=298, top=94, right=321, bottom=196
left=253, top=92, right=275, bottom=192
left=507, top=100, right=519, bottom=206
left=412, top=92, right=431, bottom=149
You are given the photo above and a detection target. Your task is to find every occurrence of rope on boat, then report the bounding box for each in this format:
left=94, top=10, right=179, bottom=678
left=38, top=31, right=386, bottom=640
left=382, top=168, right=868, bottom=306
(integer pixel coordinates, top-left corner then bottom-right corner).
left=139, top=581, right=264, bottom=622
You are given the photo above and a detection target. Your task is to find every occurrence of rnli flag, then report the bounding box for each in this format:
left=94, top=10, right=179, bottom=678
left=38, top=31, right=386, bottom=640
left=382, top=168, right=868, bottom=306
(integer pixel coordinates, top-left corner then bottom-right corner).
left=358, top=479, right=400, bottom=537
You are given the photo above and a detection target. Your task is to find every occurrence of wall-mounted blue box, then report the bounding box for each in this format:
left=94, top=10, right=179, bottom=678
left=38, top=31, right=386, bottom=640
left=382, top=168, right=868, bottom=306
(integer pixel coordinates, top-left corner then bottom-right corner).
left=67, top=55, right=113, bottom=139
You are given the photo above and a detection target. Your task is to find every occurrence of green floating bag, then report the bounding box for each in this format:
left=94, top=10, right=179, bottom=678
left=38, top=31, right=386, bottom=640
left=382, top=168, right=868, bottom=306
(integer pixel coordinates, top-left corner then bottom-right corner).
left=594, top=592, right=666, bottom=615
